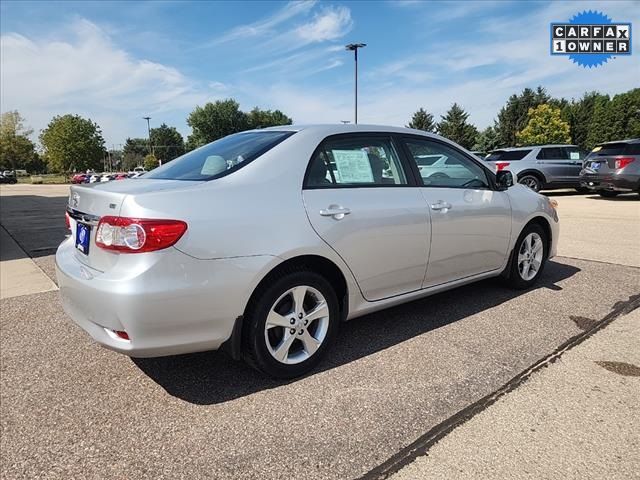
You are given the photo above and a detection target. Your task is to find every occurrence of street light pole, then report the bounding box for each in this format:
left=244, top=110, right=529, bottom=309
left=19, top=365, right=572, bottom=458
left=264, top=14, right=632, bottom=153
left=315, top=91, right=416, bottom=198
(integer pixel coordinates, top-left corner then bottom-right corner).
left=345, top=43, right=366, bottom=124
left=143, top=116, right=152, bottom=155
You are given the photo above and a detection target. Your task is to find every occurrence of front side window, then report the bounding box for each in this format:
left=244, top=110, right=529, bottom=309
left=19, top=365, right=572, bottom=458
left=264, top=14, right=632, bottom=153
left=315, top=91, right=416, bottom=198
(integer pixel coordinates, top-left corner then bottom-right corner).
left=403, top=138, right=489, bottom=189
left=537, top=147, right=567, bottom=160
left=305, top=136, right=408, bottom=188
left=564, top=147, right=588, bottom=160
left=144, top=131, right=294, bottom=181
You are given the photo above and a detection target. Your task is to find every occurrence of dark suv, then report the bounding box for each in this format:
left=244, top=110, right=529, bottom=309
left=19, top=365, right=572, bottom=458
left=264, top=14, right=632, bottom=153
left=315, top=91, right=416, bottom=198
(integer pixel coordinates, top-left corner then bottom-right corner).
left=580, top=139, right=640, bottom=197
left=485, top=145, right=588, bottom=192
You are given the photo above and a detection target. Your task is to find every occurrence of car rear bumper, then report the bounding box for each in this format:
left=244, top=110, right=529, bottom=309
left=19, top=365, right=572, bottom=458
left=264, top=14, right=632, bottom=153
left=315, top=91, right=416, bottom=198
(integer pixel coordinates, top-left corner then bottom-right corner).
left=55, top=237, right=275, bottom=358
left=580, top=172, right=640, bottom=192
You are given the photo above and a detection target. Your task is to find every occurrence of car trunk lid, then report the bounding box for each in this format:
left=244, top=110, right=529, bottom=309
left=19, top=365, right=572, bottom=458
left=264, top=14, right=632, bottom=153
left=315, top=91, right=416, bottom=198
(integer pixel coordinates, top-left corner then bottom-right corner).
left=68, top=180, right=198, bottom=272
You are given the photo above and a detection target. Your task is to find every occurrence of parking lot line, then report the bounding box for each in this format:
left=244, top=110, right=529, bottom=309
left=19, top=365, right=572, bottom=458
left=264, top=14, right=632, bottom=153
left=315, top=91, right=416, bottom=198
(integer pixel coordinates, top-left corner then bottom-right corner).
left=0, top=226, right=58, bottom=299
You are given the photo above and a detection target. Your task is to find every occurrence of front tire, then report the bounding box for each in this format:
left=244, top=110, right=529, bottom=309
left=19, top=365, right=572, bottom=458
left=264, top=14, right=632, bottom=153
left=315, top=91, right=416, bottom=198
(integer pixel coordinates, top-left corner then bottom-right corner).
left=503, top=223, right=547, bottom=289
left=518, top=174, right=543, bottom=192
left=243, top=270, right=339, bottom=379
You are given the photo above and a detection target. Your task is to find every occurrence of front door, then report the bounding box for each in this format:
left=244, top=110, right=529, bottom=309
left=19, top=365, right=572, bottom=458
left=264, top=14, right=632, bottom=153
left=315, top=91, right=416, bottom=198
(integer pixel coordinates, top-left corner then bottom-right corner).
left=401, top=136, right=512, bottom=287
left=536, top=147, right=575, bottom=183
left=303, top=134, right=430, bottom=301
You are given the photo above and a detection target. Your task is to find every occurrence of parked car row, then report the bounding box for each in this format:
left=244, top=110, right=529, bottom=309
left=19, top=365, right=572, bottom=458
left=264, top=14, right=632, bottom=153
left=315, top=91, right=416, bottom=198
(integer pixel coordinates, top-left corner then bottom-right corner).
left=71, top=170, right=146, bottom=184
left=484, top=138, right=639, bottom=197
left=0, top=172, right=18, bottom=184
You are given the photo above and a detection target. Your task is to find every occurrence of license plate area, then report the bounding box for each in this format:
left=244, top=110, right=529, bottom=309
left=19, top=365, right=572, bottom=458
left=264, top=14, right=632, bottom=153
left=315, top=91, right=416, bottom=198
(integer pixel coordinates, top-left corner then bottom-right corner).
left=75, top=223, right=91, bottom=255
left=590, top=161, right=601, bottom=171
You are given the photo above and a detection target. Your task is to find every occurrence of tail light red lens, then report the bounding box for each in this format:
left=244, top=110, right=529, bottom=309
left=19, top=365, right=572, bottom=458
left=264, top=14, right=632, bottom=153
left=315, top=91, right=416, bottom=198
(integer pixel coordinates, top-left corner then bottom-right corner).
left=95, top=216, right=187, bottom=253
left=495, top=161, right=510, bottom=171
left=65, top=211, right=71, bottom=230
left=614, top=157, right=634, bottom=170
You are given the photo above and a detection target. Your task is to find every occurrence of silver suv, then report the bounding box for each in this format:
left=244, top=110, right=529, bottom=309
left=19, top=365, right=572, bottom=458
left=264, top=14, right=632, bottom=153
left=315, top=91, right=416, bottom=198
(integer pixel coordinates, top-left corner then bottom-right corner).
left=485, top=145, right=588, bottom=192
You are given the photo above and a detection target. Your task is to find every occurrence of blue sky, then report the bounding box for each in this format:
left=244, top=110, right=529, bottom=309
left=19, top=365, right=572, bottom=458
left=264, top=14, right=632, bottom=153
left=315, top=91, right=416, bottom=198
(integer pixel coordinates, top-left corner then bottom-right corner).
left=1, top=0, right=638, bottom=146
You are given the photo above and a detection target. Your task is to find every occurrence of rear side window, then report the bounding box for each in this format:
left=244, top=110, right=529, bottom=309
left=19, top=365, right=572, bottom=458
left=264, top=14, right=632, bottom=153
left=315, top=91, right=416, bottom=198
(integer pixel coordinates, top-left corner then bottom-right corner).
left=589, top=142, right=640, bottom=156
left=305, top=136, right=408, bottom=188
left=486, top=150, right=531, bottom=161
left=144, top=131, right=294, bottom=181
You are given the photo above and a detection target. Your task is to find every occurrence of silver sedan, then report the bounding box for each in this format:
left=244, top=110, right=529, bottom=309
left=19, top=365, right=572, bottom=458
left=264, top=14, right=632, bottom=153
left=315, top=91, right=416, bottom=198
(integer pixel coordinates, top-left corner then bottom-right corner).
left=56, top=125, right=559, bottom=378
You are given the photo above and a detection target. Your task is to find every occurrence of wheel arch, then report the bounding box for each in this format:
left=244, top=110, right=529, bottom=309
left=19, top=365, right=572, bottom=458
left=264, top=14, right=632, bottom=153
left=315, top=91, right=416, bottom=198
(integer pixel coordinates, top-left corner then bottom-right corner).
left=502, top=215, right=553, bottom=279
left=220, top=254, right=350, bottom=361
left=527, top=216, right=553, bottom=258
left=517, top=169, right=547, bottom=185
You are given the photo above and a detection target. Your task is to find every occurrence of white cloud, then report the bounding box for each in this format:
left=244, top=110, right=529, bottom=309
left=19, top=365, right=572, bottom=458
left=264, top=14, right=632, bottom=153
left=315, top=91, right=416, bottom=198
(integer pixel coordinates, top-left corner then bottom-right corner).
left=0, top=19, right=215, bottom=144
left=208, top=0, right=317, bottom=46
left=295, top=6, right=353, bottom=43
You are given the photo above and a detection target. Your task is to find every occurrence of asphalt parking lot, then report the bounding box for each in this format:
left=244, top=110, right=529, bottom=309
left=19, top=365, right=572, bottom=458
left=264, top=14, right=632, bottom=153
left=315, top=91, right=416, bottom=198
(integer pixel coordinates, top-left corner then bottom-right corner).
left=1, top=184, right=639, bottom=479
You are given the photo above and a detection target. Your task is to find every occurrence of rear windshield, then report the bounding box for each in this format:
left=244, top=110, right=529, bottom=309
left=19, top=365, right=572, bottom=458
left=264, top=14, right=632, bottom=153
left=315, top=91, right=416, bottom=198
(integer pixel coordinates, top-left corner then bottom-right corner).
left=145, top=131, right=295, bottom=181
left=485, top=150, right=531, bottom=161
left=588, top=142, right=640, bottom=157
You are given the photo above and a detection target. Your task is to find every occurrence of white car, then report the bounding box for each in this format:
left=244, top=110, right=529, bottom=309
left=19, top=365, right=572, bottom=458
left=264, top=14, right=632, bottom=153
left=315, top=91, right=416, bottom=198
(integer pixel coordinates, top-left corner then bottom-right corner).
left=56, top=125, right=559, bottom=378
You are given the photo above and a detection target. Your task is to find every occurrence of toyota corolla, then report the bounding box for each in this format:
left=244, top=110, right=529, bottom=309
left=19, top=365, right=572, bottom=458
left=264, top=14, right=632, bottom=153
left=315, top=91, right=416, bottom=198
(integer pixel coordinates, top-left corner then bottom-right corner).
left=56, top=125, right=559, bottom=378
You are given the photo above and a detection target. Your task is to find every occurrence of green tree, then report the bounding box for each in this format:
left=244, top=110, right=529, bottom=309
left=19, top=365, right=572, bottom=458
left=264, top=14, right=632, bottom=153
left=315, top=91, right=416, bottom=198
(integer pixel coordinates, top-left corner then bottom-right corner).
left=0, top=111, right=42, bottom=172
left=40, top=114, right=105, bottom=173
left=143, top=153, right=159, bottom=171
left=607, top=88, right=640, bottom=142
left=406, top=108, right=436, bottom=132
left=516, top=104, right=571, bottom=145
left=497, top=86, right=551, bottom=146
left=246, top=107, right=293, bottom=129
left=186, top=99, right=249, bottom=148
left=150, top=123, right=185, bottom=163
left=436, top=103, right=478, bottom=149
left=563, top=92, right=610, bottom=149
left=473, top=125, right=501, bottom=152
left=122, top=137, right=148, bottom=171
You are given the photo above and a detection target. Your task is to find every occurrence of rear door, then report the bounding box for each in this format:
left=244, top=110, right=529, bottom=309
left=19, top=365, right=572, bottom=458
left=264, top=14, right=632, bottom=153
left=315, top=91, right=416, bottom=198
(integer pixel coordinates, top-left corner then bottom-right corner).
left=302, top=134, right=431, bottom=301
left=400, top=136, right=512, bottom=287
left=536, top=147, right=571, bottom=183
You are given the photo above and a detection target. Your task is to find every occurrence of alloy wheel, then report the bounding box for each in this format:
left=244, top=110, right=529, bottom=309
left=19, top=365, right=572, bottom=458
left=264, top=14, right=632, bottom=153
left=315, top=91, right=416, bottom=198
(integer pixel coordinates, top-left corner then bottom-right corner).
left=520, top=176, right=540, bottom=192
left=264, top=285, right=330, bottom=365
left=518, top=232, right=544, bottom=281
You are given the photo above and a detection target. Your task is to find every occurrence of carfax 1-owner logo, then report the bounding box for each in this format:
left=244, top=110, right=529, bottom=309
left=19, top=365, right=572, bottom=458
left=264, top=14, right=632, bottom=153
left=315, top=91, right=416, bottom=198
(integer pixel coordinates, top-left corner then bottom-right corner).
left=551, top=10, right=632, bottom=68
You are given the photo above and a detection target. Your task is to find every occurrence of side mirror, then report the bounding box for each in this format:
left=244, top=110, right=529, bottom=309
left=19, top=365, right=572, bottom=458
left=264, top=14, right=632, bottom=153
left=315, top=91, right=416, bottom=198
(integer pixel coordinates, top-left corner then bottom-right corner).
left=496, top=170, right=514, bottom=191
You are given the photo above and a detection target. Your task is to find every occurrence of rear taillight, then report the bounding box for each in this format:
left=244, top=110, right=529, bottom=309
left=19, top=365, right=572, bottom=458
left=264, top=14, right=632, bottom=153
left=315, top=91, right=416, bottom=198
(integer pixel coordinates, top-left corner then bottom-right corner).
left=65, top=211, right=71, bottom=230
left=95, top=216, right=187, bottom=253
left=614, top=157, right=634, bottom=170
left=495, top=161, right=510, bottom=171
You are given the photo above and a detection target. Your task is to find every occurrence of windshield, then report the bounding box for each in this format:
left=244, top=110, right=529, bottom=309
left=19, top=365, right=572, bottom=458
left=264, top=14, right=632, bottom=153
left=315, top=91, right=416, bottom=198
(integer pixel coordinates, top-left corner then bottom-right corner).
left=145, top=130, right=295, bottom=181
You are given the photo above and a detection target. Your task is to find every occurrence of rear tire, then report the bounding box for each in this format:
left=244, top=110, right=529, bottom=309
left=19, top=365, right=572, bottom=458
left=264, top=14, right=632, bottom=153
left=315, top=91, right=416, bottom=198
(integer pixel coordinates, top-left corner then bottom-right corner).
left=243, top=269, right=339, bottom=379
left=518, top=174, right=542, bottom=192
left=599, top=191, right=619, bottom=198
left=503, top=223, right=547, bottom=290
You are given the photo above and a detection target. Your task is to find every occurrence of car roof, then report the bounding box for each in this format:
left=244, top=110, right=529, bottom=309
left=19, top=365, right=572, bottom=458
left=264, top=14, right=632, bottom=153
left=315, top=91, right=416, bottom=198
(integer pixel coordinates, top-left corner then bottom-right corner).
left=251, top=123, right=449, bottom=139
left=491, top=144, right=577, bottom=152
left=597, top=138, right=640, bottom=145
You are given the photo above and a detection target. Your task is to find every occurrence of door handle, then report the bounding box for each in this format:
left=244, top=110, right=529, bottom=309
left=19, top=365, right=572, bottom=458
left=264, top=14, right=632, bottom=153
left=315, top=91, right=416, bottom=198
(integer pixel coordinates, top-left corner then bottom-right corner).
left=430, top=201, right=452, bottom=211
left=319, top=205, right=351, bottom=220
